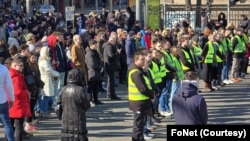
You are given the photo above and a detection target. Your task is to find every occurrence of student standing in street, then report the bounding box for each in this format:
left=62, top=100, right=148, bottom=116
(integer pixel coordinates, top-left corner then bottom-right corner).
left=128, top=50, right=155, bottom=141
left=85, top=39, right=104, bottom=107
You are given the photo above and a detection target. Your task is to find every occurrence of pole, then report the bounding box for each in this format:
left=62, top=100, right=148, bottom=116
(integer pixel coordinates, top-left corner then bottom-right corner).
left=164, top=0, right=166, bottom=28
left=96, top=0, right=98, bottom=11
left=26, top=0, right=32, bottom=18
left=196, top=0, right=201, bottom=29
left=109, top=0, right=113, bottom=11
left=144, top=0, right=148, bottom=26
left=136, top=0, right=140, bottom=21
left=119, top=0, right=121, bottom=9
left=227, top=0, right=230, bottom=23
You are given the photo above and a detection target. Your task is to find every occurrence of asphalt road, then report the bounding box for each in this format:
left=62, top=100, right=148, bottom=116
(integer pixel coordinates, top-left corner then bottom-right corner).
left=1, top=74, right=250, bottom=141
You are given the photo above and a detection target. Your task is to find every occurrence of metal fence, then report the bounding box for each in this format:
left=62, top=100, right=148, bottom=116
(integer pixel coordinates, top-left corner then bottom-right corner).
left=161, top=4, right=250, bottom=30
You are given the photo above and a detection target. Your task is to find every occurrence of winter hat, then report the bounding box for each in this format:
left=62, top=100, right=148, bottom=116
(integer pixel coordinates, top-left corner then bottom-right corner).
left=25, top=33, right=34, bottom=41
left=128, top=31, right=135, bottom=37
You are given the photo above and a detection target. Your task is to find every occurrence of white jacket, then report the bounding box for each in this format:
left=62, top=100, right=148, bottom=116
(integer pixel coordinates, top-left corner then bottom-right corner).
left=38, top=46, right=59, bottom=96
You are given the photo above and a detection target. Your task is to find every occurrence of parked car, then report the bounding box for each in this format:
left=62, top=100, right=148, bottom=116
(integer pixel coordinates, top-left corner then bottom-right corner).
left=39, top=5, right=55, bottom=14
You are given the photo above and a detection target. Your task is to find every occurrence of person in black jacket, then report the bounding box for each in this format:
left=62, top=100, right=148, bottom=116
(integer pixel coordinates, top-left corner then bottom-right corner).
left=85, top=39, right=104, bottom=106
left=103, top=36, right=121, bottom=100
left=128, top=50, right=155, bottom=141
left=57, top=68, right=90, bottom=141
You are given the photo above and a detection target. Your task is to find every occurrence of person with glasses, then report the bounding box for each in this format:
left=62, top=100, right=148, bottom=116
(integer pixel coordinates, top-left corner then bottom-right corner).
left=9, top=58, right=32, bottom=141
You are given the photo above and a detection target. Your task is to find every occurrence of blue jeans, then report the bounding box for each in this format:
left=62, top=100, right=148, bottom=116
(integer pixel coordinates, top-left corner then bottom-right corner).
left=52, top=72, right=65, bottom=108
left=159, top=79, right=172, bottom=112
left=0, top=102, right=15, bottom=141
left=153, top=95, right=160, bottom=114
left=222, top=62, right=232, bottom=81
left=169, top=80, right=181, bottom=112
left=40, top=95, right=53, bottom=114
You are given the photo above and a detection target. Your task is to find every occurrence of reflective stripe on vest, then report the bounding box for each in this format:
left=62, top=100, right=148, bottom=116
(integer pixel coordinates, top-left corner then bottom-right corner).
left=204, top=42, right=214, bottom=63
left=151, top=61, right=162, bottom=84
left=181, top=49, right=195, bottom=71
left=159, top=57, right=166, bottom=77
left=173, top=56, right=184, bottom=81
left=234, top=35, right=246, bottom=53
left=214, top=42, right=224, bottom=63
left=128, top=69, right=151, bottom=101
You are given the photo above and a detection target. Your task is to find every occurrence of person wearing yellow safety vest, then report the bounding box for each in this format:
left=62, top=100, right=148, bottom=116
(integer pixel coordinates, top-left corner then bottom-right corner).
left=168, top=46, right=184, bottom=114
left=221, top=28, right=234, bottom=85
left=240, top=32, right=250, bottom=79
left=149, top=49, right=163, bottom=117
left=158, top=40, right=177, bottom=117
left=177, top=35, right=197, bottom=74
left=230, top=27, right=246, bottom=83
left=141, top=49, right=161, bottom=139
left=201, top=34, right=219, bottom=92
left=190, top=36, right=203, bottom=76
left=128, top=50, right=155, bottom=141
left=211, top=33, right=226, bottom=90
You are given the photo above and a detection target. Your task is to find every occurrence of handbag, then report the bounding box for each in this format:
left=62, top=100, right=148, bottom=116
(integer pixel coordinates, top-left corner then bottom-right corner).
left=25, top=74, right=36, bottom=86
left=55, top=104, right=62, bottom=120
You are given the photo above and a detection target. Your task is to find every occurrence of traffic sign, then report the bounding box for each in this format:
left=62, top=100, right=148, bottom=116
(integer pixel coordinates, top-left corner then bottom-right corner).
left=65, top=6, right=75, bottom=21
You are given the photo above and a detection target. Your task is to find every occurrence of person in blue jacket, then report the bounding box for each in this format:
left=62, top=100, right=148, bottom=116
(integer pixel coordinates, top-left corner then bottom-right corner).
left=172, top=71, right=208, bottom=125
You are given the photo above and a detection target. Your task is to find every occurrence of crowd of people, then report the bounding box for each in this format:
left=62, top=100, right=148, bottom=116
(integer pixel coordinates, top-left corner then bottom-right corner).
left=0, top=4, right=249, bottom=141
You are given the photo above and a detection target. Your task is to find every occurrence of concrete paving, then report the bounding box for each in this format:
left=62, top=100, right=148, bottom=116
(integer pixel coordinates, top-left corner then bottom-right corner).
left=1, top=74, right=250, bottom=141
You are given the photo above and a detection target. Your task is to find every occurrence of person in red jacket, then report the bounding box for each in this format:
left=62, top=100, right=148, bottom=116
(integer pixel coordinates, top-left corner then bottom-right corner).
left=9, top=58, right=31, bottom=141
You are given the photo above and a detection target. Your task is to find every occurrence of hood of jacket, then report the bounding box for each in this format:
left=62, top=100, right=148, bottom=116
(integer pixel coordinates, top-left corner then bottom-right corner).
left=9, top=68, right=23, bottom=78
left=47, top=34, right=58, bottom=50
left=177, top=81, right=198, bottom=98
left=67, top=68, right=84, bottom=86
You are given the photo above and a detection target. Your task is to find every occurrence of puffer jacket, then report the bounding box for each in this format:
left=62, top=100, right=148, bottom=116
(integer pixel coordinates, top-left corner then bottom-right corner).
left=57, top=68, right=90, bottom=141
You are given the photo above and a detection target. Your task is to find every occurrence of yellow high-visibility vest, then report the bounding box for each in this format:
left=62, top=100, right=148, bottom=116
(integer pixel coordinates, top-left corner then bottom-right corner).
left=128, top=69, right=152, bottom=101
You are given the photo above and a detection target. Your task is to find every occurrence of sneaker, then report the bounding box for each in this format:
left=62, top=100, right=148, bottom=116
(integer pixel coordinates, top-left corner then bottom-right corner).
left=227, top=80, right=234, bottom=84
left=223, top=80, right=230, bottom=85
left=144, top=133, right=154, bottom=140
left=25, top=124, right=38, bottom=132
left=160, top=111, right=172, bottom=117
left=90, top=101, right=96, bottom=107
left=212, top=86, right=220, bottom=90
left=151, top=116, right=161, bottom=123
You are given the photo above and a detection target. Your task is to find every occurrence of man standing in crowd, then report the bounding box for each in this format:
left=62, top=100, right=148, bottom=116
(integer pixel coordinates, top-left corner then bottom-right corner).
left=0, top=62, right=15, bottom=141
left=71, top=34, right=88, bottom=85
left=103, top=36, right=121, bottom=100
left=231, top=27, right=246, bottom=82
left=85, top=39, right=104, bottom=106
left=128, top=50, right=155, bottom=141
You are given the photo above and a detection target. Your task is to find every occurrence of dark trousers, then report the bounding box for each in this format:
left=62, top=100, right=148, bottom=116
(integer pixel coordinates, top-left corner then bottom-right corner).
left=132, top=111, right=147, bottom=141
left=119, top=63, right=127, bottom=83
left=10, top=118, right=24, bottom=141
left=106, top=71, right=116, bottom=97
left=26, top=88, right=40, bottom=122
left=87, top=81, right=100, bottom=102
